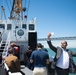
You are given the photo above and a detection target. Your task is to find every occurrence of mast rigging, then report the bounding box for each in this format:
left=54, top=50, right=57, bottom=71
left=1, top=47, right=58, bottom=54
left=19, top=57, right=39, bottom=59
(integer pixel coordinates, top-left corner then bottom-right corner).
left=10, top=0, right=22, bottom=20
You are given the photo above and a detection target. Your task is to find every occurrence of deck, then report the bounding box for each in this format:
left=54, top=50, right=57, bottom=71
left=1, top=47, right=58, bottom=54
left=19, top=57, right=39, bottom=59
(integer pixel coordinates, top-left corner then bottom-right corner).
left=21, top=65, right=33, bottom=75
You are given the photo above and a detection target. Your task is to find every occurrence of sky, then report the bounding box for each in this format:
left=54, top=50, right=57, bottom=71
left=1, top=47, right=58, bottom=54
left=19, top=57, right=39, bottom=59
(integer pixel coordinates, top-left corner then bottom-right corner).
left=28, top=0, right=76, bottom=48
left=0, top=0, right=76, bottom=48
left=28, top=0, right=76, bottom=37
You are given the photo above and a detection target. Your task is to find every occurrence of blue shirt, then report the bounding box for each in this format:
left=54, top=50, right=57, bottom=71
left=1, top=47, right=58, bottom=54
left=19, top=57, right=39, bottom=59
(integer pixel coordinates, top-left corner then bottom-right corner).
left=30, top=49, right=49, bottom=67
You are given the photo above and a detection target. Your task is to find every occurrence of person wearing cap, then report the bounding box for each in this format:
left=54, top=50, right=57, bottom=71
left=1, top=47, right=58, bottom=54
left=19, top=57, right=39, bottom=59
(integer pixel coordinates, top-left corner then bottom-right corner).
left=30, top=43, right=49, bottom=75
left=47, top=33, right=76, bottom=75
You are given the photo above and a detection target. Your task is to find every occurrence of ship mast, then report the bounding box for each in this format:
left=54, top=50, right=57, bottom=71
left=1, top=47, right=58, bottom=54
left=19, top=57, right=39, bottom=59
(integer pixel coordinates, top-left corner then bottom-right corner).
left=10, top=0, right=22, bottom=20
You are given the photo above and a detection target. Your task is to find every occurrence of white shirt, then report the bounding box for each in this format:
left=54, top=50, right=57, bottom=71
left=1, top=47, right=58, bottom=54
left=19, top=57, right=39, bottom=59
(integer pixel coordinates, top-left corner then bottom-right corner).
left=56, top=48, right=69, bottom=69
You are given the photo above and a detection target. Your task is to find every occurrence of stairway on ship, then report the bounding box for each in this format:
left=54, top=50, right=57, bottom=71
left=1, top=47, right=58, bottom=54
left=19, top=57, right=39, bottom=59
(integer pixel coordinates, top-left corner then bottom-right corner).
left=0, top=40, right=10, bottom=61
left=0, top=41, right=6, bottom=55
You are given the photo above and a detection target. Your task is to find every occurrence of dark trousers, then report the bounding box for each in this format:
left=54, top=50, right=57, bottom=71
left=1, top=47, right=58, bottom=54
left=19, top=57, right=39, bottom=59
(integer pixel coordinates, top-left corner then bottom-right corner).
left=55, top=66, right=69, bottom=75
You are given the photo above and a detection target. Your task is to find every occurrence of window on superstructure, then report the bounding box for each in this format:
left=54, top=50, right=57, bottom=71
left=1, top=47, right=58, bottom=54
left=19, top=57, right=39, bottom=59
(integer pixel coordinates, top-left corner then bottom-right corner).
left=29, top=24, right=34, bottom=30
left=22, top=24, right=27, bottom=29
left=0, top=24, right=5, bottom=29
left=7, top=24, right=11, bottom=30
left=15, top=26, right=19, bottom=29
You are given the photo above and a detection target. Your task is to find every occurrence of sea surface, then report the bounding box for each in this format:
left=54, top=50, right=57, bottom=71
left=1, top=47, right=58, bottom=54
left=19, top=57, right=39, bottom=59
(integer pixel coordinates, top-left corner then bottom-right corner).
left=47, top=48, right=76, bottom=75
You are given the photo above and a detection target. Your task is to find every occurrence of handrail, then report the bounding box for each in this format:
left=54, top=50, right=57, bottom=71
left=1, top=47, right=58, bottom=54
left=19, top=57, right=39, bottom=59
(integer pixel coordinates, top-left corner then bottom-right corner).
left=4, top=62, right=22, bottom=75
left=2, top=31, right=11, bottom=60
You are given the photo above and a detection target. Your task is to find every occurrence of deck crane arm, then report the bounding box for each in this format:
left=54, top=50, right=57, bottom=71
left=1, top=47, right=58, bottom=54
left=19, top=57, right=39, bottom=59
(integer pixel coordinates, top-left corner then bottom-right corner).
left=10, top=0, right=22, bottom=20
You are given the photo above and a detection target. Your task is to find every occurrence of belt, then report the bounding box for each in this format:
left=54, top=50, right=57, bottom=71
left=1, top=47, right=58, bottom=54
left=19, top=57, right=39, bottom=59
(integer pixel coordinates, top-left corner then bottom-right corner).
left=56, top=66, right=68, bottom=70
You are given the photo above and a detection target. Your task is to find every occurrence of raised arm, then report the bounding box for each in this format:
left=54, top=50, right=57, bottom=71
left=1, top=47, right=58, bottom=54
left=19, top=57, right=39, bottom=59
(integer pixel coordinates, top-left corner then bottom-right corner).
left=47, top=33, right=57, bottom=53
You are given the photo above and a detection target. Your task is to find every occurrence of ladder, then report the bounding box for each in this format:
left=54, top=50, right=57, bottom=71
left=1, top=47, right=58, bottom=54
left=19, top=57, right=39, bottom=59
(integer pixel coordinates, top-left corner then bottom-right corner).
left=0, top=31, right=11, bottom=61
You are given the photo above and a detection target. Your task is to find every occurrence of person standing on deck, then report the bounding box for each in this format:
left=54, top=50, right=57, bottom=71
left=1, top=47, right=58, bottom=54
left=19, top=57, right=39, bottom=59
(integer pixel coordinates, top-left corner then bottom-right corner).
left=5, top=47, right=25, bottom=75
left=24, top=46, right=33, bottom=69
left=47, top=33, right=76, bottom=75
left=30, top=43, right=49, bottom=75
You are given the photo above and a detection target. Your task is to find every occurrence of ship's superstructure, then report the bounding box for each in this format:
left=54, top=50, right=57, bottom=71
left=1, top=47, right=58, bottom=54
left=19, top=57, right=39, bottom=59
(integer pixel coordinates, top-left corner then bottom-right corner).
left=0, top=0, right=37, bottom=61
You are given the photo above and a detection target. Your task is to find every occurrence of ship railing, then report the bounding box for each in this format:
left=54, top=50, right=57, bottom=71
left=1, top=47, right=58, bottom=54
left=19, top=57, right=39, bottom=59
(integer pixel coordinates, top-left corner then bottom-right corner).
left=4, top=62, right=22, bottom=75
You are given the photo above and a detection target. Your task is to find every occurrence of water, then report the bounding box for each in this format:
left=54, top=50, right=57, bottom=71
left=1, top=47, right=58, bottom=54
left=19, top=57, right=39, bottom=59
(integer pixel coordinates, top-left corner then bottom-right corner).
left=47, top=48, right=76, bottom=75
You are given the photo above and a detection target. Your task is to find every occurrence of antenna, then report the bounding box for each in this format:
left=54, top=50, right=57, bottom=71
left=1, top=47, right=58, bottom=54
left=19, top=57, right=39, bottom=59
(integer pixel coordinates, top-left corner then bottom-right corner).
left=1, top=6, right=6, bottom=20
